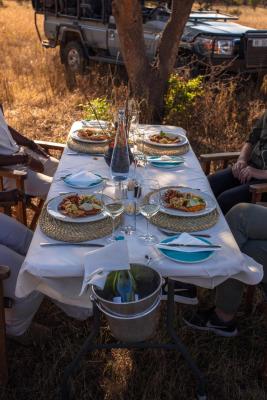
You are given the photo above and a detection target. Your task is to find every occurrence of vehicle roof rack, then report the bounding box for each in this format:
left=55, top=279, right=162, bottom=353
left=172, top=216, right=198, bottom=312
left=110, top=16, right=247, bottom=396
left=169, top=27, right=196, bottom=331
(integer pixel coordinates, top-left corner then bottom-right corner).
left=189, top=11, right=238, bottom=23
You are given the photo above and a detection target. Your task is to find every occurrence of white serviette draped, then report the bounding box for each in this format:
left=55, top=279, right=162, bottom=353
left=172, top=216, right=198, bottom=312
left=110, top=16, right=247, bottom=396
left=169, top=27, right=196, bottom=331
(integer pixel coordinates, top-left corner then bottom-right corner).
left=65, top=171, right=102, bottom=186
left=79, top=240, right=130, bottom=295
left=156, top=232, right=221, bottom=253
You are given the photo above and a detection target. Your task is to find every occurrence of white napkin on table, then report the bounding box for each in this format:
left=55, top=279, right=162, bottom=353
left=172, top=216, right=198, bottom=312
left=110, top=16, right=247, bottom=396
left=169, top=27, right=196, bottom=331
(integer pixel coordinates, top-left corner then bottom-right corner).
left=65, top=171, right=102, bottom=186
left=79, top=240, right=130, bottom=295
left=156, top=232, right=221, bottom=253
left=148, top=156, right=184, bottom=164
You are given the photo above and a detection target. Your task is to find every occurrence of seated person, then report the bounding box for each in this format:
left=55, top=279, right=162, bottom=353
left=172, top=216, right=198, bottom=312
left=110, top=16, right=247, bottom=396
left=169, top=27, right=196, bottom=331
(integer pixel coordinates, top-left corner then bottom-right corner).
left=0, top=104, right=58, bottom=199
left=0, top=191, right=91, bottom=344
left=183, top=202, right=267, bottom=337
left=209, top=110, right=267, bottom=214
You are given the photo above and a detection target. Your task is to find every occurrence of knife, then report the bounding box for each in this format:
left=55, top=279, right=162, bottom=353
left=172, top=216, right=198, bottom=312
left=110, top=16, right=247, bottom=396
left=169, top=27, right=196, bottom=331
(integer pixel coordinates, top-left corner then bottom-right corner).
left=160, top=243, right=221, bottom=249
left=40, top=242, right=105, bottom=247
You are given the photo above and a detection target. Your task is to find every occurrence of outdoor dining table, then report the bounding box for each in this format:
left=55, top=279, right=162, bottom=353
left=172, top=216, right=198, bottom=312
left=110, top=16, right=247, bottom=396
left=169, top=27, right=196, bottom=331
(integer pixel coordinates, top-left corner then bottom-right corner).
left=15, top=122, right=263, bottom=400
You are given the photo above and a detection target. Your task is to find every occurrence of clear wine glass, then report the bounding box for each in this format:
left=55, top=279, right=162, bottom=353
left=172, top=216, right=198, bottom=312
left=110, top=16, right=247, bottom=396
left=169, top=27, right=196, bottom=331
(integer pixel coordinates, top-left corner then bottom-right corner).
left=102, top=181, right=125, bottom=242
left=137, top=179, right=161, bottom=244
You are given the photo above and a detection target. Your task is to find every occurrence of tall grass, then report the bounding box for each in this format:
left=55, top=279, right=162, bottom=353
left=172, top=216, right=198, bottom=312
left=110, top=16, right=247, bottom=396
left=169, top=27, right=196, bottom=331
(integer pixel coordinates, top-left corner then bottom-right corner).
left=0, top=1, right=267, bottom=152
left=1, top=3, right=267, bottom=400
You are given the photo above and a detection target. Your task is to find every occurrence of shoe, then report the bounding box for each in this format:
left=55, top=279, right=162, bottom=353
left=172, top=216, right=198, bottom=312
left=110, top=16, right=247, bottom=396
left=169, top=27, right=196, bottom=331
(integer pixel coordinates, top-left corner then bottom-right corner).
left=183, top=307, right=238, bottom=337
left=161, top=279, right=198, bottom=305
left=7, top=322, right=52, bottom=347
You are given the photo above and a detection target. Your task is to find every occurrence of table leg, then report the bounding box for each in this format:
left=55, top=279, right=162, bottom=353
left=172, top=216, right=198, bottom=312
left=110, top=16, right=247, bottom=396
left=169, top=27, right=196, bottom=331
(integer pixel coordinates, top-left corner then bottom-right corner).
left=167, top=279, right=207, bottom=399
left=61, top=282, right=207, bottom=400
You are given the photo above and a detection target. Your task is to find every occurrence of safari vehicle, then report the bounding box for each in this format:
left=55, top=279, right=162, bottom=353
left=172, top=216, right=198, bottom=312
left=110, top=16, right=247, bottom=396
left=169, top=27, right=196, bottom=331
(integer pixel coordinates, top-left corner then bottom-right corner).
left=32, top=0, right=267, bottom=75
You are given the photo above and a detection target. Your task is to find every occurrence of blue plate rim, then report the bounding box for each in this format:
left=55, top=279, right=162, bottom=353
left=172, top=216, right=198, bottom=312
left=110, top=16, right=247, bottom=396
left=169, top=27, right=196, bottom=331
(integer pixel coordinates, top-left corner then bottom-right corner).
left=63, top=173, right=103, bottom=189
left=158, top=234, right=214, bottom=264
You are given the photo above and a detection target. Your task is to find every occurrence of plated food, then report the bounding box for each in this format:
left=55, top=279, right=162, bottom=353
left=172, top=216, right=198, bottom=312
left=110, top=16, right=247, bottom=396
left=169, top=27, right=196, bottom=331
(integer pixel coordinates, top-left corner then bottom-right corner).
left=144, top=130, right=188, bottom=147
left=149, top=131, right=182, bottom=145
left=76, top=127, right=109, bottom=142
left=163, top=189, right=206, bottom=213
left=58, top=194, right=102, bottom=218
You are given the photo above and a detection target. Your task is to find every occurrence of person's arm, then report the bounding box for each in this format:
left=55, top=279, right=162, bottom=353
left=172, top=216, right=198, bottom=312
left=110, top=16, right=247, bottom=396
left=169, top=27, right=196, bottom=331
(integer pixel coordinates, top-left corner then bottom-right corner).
left=239, top=166, right=267, bottom=183
left=232, top=142, right=252, bottom=178
left=8, top=125, right=34, bottom=147
left=0, top=153, right=28, bottom=167
left=8, top=126, right=49, bottom=158
left=0, top=153, right=44, bottom=172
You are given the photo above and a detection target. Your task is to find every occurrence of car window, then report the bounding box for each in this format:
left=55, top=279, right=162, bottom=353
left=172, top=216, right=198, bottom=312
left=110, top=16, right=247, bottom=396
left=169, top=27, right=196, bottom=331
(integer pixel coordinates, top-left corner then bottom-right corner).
left=80, top=0, right=102, bottom=19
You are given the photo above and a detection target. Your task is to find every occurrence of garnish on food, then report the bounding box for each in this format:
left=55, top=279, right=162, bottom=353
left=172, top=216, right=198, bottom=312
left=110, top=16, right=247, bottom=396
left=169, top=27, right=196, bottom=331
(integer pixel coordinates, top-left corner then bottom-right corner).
left=149, top=131, right=181, bottom=145
left=58, top=194, right=102, bottom=218
left=163, top=189, right=206, bottom=212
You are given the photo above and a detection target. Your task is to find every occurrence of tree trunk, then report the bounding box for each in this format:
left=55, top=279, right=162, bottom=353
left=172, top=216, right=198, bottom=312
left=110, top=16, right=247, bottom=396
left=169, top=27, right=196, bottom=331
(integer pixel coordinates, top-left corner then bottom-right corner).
left=112, top=0, right=194, bottom=123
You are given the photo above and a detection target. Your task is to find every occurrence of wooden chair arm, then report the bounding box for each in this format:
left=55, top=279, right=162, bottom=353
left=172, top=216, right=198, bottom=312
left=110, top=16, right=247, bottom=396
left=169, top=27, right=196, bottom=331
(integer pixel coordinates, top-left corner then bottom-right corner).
left=34, top=140, right=65, bottom=155
left=250, top=183, right=267, bottom=204
left=200, top=152, right=240, bottom=175
left=0, top=266, right=10, bottom=281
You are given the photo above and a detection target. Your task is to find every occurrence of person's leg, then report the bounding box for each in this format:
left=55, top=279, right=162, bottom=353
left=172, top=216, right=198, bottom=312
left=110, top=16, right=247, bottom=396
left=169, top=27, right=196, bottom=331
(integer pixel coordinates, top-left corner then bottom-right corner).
left=208, top=167, right=240, bottom=197
left=215, top=203, right=267, bottom=318
left=0, top=213, right=33, bottom=256
left=1, top=244, right=44, bottom=336
left=41, top=155, right=59, bottom=177
left=216, top=182, right=252, bottom=214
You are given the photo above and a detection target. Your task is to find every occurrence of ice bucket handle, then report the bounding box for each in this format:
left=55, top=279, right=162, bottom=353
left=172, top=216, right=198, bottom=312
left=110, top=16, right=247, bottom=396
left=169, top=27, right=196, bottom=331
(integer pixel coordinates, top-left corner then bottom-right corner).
left=93, top=296, right=161, bottom=320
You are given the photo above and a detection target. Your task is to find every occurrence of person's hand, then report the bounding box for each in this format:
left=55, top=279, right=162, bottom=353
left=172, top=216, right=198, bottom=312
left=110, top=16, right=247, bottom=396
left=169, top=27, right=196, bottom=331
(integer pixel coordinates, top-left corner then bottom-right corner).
left=28, top=141, right=49, bottom=159
left=232, top=159, right=247, bottom=179
left=27, top=155, right=44, bottom=173
left=238, top=166, right=256, bottom=183
left=0, top=189, right=25, bottom=203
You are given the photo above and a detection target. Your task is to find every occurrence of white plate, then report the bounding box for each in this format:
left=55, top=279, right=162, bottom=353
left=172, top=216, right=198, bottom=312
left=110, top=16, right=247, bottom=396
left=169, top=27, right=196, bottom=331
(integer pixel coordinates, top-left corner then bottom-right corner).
left=143, top=132, right=188, bottom=148
left=71, top=130, right=109, bottom=144
left=47, top=193, right=106, bottom=223
left=157, top=187, right=217, bottom=217
left=71, top=120, right=109, bottom=143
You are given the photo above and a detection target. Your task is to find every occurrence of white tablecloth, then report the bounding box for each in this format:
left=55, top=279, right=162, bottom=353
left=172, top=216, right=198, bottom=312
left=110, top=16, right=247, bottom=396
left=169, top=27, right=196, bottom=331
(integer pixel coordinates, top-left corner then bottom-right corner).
left=15, top=123, right=263, bottom=310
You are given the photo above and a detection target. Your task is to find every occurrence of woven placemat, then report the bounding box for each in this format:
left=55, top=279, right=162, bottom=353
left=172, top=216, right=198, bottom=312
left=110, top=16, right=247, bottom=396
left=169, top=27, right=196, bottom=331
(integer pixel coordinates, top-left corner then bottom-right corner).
left=150, top=209, right=219, bottom=232
left=138, top=142, right=190, bottom=156
left=146, top=187, right=219, bottom=232
left=39, top=205, right=121, bottom=242
left=67, top=136, right=108, bottom=154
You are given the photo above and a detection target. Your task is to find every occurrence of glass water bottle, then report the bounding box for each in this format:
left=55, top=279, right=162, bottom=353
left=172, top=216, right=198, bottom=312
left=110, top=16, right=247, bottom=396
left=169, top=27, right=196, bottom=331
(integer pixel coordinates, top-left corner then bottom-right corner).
left=110, top=109, right=130, bottom=182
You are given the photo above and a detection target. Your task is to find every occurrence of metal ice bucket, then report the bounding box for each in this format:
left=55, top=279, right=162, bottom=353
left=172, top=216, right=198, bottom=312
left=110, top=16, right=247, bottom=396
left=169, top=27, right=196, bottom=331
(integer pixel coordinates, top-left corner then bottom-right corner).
left=91, top=264, right=162, bottom=342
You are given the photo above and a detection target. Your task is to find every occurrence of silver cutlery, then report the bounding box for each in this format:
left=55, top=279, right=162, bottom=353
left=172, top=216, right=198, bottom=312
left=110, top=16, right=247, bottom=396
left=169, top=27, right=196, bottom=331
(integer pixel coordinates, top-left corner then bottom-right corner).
left=66, top=152, right=105, bottom=157
left=158, top=229, right=211, bottom=238
left=40, top=242, right=105, bottom=247
left=159, top=243, right=221, bottom=249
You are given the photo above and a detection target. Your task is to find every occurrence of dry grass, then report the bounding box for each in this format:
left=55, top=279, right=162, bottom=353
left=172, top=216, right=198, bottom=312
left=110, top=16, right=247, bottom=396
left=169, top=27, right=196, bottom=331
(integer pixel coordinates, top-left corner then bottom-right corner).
left=1, top=2, right=267, bottom=400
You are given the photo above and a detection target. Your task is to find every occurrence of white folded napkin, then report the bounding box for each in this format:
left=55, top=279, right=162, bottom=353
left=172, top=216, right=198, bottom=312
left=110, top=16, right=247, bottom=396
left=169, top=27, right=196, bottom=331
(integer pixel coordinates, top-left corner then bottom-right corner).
left=79, top=240, right=130, bottom=295
left=156, top=232, right=221, bottom=253
left=148, top=156, right=184, bottom=164
left=65, top=171, right=102, bottom=186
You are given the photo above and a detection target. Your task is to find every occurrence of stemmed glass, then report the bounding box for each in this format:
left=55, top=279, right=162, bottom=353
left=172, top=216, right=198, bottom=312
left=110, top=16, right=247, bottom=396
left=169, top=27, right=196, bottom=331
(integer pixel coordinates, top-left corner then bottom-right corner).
left=102, top=181, right=124, bottom=242
left=137, top=179, right=161, bottom=244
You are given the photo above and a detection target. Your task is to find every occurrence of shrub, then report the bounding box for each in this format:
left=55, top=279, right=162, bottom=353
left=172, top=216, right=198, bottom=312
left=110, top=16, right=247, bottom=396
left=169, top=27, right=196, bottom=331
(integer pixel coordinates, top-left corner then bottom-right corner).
left=164, top=74, right=204, bottom=124
left=81, top=97, right=113, bottom=121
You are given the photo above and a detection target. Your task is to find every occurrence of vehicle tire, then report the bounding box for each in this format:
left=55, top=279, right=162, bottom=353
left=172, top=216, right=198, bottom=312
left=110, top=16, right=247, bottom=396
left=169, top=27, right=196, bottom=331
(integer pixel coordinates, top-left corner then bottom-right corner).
left=62, top=41, right=87, bottom=74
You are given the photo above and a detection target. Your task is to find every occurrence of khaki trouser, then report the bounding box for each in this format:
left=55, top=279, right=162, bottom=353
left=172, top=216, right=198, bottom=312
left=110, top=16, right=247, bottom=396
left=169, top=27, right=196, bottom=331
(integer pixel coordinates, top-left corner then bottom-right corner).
left=4, top=155, right=58, bottom=199
left=216, top=203, right=267, bottom=314
left=0, top=214, right=91, bottom=336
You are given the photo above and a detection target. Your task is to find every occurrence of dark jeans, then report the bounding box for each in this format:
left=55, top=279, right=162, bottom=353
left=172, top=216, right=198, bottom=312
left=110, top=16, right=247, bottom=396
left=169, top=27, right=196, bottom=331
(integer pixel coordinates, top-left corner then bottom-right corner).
left=208, top=167, right=267, bottom=214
